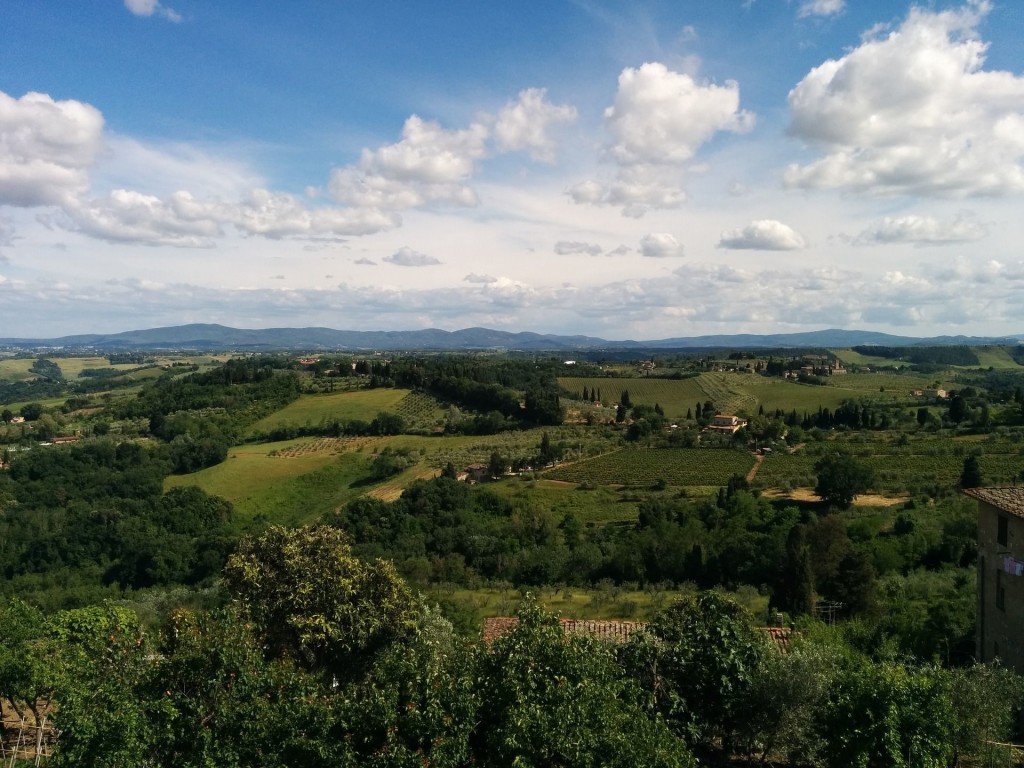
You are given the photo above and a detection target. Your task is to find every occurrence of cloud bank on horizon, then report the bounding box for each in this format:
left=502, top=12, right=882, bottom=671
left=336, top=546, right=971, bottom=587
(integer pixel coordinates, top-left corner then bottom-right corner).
left=1, top=0, right=1023, bottom=339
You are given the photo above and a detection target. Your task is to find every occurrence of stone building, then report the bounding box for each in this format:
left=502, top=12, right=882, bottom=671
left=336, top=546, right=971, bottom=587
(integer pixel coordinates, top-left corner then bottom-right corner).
left=964, top=487, right=1024, bottom=670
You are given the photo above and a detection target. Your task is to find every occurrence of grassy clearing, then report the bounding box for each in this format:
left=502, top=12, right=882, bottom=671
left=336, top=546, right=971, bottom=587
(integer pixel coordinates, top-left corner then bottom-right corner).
left=0, top=359, right=36, bottom=382
left=484, top=479, right=642, bottom=526
left=832, top=349, right=893, bottom=366
left=247, top=388, right=412, bottom=435
left=562, top=371, right=937, bottom=420
left=165, top=436, right=383, bottom=526
left=559, top=377, right=706, bottom=419
left=52, top=357, right=140, bottom=379
left=736, top=377, right=855, bottom=413
left=974, top=346, right=1022, bottom=369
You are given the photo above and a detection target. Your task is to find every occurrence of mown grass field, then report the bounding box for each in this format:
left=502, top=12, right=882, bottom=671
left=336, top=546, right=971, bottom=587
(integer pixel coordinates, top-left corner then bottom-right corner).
left=559, top=376, right=706, bottom=418
left=165, top=436, right=382, bottom=526
left=0, top=354, right=227, bottom=386
left=561, top=371, right=926, bottom=419
left=51, top=357, right=141, bottom=379
left=247, top=388, right=414, bottom=435
left=834, top=346, right=1023, bottom=371
left=0, top=358, right=37, bottom=381
left=974, top=346, right=1023, bottom=369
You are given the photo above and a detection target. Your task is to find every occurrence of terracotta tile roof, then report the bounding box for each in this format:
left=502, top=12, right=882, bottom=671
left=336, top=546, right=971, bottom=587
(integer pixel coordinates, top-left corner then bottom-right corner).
left=963, top=487, right=1024, bottom=519
left=559, top=619, right=645, bottom=643
left=480, top=617, right=520, bottom=643
left=481, top=616, right=645, bottom=644
left=756, top=626, right=796, bottom=652
left=481, top=616, right=795, bottom=650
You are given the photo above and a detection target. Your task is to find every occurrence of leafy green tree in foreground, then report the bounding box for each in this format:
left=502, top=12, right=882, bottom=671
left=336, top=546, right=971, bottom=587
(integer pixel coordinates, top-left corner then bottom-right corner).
left=820, top=659, right=955, bottom=768
left=814, top=451, right=874, bottom=509
left=222, top=524, right=419, bottom=682
left=474, top=598, right=694, bottom=768
left=0, top=599, right=49, bottom=723
left=621, top=592, right=769, bottom=757
left=41, top=604, right=156, bottom=768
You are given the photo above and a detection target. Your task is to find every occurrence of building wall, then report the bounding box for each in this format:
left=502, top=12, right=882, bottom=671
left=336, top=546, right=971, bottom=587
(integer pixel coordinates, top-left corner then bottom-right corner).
left=977, top=500, right=1024, bottom=671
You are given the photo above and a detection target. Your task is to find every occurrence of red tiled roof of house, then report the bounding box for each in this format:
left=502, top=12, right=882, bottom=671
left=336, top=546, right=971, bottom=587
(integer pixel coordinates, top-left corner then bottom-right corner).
left=482, top=616, right=796, bottom=650
left=480, top=617, right=521, bottom=643
left=559, top=619, right=645, bottom=643
left=481, top=617, right=645, bottom=644
left=963, top=487, right=1024, bottom=519
left=756, top=626, right=796, bottom=652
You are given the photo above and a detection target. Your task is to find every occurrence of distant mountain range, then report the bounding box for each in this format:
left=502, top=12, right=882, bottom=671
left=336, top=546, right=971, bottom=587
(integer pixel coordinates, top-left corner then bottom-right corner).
left=0, top=324, right=1021, bottom=352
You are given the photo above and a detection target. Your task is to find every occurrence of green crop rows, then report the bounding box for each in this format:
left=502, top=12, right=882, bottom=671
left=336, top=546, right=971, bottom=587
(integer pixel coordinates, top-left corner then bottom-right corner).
left=754, top=445, right=1024, bottom=493
left=544, top=448, right=755, bottom=487
left=394, top=391, right=444, bottom=430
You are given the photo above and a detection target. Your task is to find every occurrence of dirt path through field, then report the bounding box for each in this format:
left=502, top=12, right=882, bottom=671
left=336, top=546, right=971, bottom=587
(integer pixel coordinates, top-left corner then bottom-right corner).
left=761, top=488, right=906, bottom=506
left=746, top=453, right=764, bottom=483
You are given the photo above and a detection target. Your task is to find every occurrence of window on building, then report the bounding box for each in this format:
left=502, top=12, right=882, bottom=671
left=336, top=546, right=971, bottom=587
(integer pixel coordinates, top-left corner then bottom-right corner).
left=997, top=569, right=1006, bottom=611
left=998, top=516, right=1009, bottom=547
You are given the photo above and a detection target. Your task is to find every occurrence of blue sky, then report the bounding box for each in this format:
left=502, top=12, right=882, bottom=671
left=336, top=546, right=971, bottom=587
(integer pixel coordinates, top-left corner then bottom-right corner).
left=2, top=0, right=1023, bottom=339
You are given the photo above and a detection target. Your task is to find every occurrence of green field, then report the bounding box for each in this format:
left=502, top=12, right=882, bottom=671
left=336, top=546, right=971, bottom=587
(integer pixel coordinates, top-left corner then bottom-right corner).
left=561, top=371, right=929, bottom=419
left=708, top=374, right=854, bottom=413
left=753, top=437, right=1024, bottom=493
left=0, top=354, right=220, bottom=384
left=0, top=359, right=37, bottom=381
left=165, top=436, right=381, bottom=525
left=974, top=346, right=1023, bottom=369
left=485, top=479, right=644, bottom=526
left=545, top=447, right=756, bottom=487
left=559, top=376, right=707, bottom=418
left=247, top=388, right=413, bottom=435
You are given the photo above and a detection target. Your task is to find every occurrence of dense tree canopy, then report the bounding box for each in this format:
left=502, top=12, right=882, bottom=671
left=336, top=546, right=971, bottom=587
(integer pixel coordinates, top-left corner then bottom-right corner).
left=814, top=451, right=874, bottom=509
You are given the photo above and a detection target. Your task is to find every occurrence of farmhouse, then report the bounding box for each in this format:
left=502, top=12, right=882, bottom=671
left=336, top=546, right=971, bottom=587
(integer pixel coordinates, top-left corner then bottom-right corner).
left=461, top=464, right=490, bottom=483
left=964, top=486, right=1024, bottom=672
left=707, top=414, right=747, bottom=434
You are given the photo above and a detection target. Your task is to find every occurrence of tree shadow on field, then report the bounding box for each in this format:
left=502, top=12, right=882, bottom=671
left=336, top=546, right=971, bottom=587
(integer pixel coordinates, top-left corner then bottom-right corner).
left=766, top=495, right=826, bottom=516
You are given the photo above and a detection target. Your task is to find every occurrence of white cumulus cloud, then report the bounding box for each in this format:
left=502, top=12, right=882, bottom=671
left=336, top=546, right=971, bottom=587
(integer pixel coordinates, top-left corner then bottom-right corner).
left=640, top=232, right=685, bottom=258
left=570, top=62, right=754, bottom=216
left=384, top=247, right=442, bottom=267
left=493, top=88, right=577, bottom=163
left=330, top=116, right=488, bottom=210
left=854, top=213, right=988, bottom=245
left=464, top=273, right=498, bottom=283
left=718, top=219, right=807, bottom=250
left=0, top=91, right=104, bottom=207
left=786, top=2, right=1024, bottom=197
